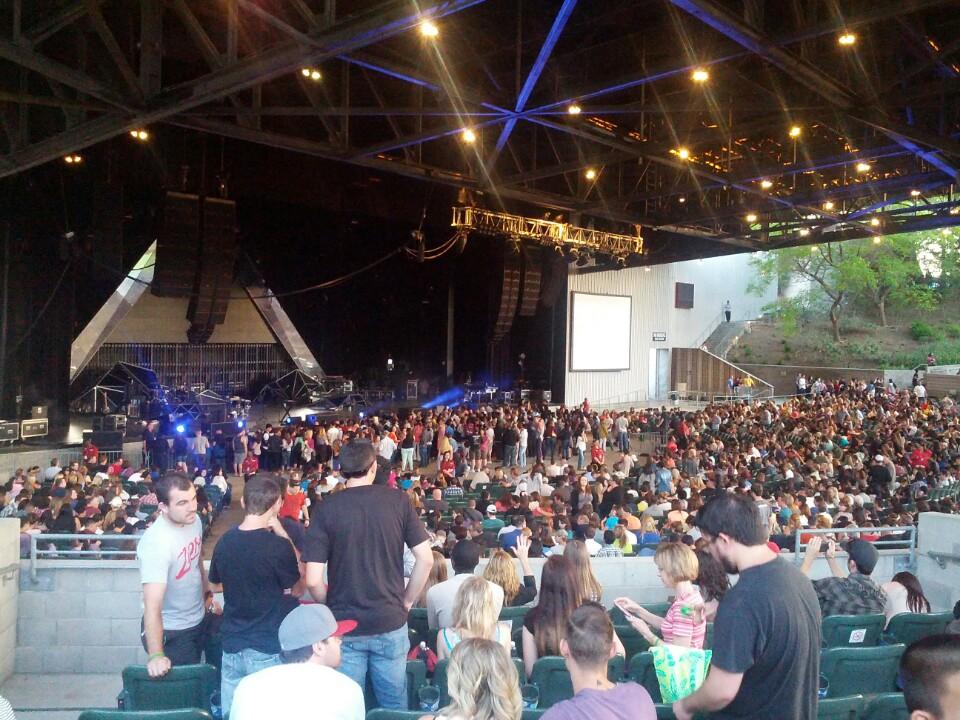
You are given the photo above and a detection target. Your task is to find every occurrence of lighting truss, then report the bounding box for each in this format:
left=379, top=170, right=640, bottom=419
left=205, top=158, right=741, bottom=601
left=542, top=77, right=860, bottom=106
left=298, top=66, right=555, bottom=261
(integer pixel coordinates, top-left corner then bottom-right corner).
left=451, top=206, right=644, bottom=258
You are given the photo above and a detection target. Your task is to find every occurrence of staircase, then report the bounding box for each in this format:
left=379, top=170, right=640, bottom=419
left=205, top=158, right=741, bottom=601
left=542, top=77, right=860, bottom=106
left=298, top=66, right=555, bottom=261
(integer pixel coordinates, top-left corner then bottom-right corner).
left=703, top=320, right=748, bottom=358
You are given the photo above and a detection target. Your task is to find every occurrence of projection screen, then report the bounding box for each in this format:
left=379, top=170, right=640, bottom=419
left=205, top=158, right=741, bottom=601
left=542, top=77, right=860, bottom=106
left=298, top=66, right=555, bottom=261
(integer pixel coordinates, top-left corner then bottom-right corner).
left=569, top=292, right=632, bottom=371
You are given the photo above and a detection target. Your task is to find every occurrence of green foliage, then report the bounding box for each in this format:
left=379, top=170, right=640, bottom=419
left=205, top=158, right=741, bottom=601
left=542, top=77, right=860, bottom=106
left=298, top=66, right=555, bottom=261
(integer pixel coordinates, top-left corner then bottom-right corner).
left=946, top=323, right=960, bottom=339
left=911, top=321, right=942, bottom=342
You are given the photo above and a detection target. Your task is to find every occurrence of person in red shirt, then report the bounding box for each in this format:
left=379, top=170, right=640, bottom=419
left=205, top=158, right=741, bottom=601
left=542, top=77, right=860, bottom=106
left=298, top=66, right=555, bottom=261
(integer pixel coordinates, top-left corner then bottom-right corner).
left=82, top=440, right=99, bottom=465
left=241, top=451, right=259, bottom=477
left=279, top=482, right=307, bottom=522
left=909, top=446, right=933, bottom=469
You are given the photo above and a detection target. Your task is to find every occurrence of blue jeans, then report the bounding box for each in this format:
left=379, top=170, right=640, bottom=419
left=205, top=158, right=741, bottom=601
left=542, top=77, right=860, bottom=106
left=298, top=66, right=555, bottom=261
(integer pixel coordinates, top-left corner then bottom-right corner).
left=419, top=444, right=430, bottom=467
left=618, top=431, right=629, bottom=453
left=220, top=647, right=280, bottom=719
left=339, top=624, right=408, bottom=710
left=503, top=444, right=517, bottom=467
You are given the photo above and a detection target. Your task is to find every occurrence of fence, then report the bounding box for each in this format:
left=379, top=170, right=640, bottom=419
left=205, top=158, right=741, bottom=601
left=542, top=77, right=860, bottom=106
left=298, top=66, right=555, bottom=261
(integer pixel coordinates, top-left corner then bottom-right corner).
left=792, top=526, right=917, bottom=570
left=26, top=533, right=142, bottom=582
left=0, top=443, right=144, bottom=480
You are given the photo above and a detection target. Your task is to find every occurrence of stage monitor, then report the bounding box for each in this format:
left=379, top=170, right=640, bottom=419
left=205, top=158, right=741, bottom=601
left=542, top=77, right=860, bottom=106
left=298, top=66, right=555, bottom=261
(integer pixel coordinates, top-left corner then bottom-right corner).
left=569, top=292, right=631, bottom=371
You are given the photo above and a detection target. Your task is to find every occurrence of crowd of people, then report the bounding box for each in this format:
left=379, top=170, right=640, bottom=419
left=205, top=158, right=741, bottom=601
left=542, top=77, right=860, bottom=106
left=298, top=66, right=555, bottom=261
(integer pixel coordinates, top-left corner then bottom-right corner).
left=4, top=380, right=960, bottom=719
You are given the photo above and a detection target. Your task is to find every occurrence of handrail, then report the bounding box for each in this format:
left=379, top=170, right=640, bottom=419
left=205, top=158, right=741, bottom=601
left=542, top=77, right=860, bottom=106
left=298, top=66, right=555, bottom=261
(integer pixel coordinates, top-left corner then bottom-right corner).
left=691, top=310, right=727, bottom=351
left=792, top=526, right=916, bottom=570
left=698, top=346, right=775, bottom=393
left=927, top=550, right=960, bottom=569
left=29, top=532, right=142, bottom=582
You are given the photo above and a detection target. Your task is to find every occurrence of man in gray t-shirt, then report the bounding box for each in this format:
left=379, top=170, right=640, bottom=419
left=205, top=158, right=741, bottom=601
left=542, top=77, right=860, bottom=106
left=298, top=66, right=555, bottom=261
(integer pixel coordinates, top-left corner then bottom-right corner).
left=137, top=472, right=218, bottom=678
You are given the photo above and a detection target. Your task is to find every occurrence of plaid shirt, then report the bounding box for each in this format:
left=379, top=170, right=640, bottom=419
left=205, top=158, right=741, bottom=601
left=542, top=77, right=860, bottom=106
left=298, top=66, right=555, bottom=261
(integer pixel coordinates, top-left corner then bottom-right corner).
left=595, top=545, right=624, bottom=558
left=812, top=572, right=886, bottom=617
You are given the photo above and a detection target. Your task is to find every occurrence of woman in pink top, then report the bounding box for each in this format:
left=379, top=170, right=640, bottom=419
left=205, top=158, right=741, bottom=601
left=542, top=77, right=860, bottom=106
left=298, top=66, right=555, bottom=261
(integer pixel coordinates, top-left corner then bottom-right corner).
left=615, top=542, right=707, bottom=649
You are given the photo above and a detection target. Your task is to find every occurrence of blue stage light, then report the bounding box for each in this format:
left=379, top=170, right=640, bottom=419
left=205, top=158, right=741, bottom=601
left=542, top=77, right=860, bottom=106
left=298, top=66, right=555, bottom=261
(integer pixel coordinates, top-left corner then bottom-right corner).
left=175, top=424, right=185, bottom=433
left=237, top=420, right=245, bottom=428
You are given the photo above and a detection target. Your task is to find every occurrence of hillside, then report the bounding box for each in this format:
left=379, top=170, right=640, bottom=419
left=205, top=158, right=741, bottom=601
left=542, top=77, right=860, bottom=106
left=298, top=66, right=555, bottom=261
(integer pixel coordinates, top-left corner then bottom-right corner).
left=727, top=297, right=960, bottom=369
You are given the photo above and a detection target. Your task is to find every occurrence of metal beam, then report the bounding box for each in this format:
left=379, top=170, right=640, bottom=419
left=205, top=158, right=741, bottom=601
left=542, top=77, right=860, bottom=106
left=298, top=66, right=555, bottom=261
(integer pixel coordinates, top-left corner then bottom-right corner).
left=139, top=0, right=162, bottom=99
left=0, top=0, right=489, bottom=178
left=492, top=0, right=578, bottom=158
left=668, top=0, right=959, bottom=181
left=84, top=0, right=143, bottom=102
left=25, top=0, right=104, bottom=45
left=499, top=150, right=630, bottom=186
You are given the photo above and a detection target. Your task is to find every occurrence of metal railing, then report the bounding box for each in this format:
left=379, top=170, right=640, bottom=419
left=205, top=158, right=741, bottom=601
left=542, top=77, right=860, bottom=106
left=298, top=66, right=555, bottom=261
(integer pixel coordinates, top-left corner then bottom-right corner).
left=792, top=526, right=917, bottom=570
left=28, top=532, right=142, bottom=582
left=691, top=310, right=727, bottom=351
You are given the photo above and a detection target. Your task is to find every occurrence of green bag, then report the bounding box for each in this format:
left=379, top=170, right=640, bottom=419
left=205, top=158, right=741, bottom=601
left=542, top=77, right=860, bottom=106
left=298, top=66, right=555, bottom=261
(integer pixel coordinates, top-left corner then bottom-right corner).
left=650, top=643, right=712, bottom=703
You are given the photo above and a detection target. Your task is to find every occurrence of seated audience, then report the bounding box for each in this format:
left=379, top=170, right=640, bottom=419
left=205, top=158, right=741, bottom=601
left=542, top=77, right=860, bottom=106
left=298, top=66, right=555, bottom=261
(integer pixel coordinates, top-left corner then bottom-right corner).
left=483, top=537, right=537, bottom=607
left=437, top=576, right=513, bottom=661
left=800, top=537, right=886, bottom=616
left=428, top=539, right=504, bottom=630
left=882, top=571, right=931, bottom=627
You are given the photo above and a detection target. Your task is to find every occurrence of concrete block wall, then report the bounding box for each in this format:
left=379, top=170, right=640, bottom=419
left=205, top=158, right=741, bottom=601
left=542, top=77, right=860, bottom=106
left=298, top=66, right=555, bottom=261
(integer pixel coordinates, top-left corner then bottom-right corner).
left=16, top=562, right=147, bottom=674
left=0, top=519, right=19, bottom=684
left=916, top=513, right=960, bottom=612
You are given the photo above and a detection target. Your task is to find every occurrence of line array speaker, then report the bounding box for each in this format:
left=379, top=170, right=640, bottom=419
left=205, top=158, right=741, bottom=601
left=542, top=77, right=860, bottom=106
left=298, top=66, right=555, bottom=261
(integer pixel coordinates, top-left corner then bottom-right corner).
left=517, top=257, right=542, bottom=317
left=187, top=197, right=237, bottom=343
left=491, top=252, right=521, bottom=342
left=154, top=192, right=201, bottom=298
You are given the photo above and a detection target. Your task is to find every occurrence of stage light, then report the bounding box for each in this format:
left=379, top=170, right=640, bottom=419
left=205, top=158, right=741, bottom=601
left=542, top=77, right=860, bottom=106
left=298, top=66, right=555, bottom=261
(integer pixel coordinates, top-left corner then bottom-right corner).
left=677, top=147, right=690, bottom=160
left=301, top=68, right=311, bottom=77
left=823, top=201, right=835, bottom=211
left=64, top=154, right=82, bottom=164
left=310, top=70, right=321, bottom=81
left=799, top=228, right=810, bottom=237
left=789, top=125, right=802, bottom=139
left=745, top=213, right=758, bottom=223
left=585, top=168, right=597, bottom=180
left=855, top=161, right=871, bottom=173
left=870, top=217, right=881, bottom=227
left=359, top=411, right=365, bottom=419
left=838, top=32, right=857, bottom=46
left=910, top=189, right=921, bottom=197
left=760, top=180, right=773, bottom=189
left=678, top=196, right=686, bottom=203
left=420, top=20, right=439, bottom=38
left=237, top=420, right=245, bottom=428
left=461, top=128, right=477, bottom=144
left=567, top=104, right=582, bottom=115
left=691, top=68, right=710, bottom=83
left=176, top=424, right=185, bottom=434
left=130, top=129, right=150, bottom=141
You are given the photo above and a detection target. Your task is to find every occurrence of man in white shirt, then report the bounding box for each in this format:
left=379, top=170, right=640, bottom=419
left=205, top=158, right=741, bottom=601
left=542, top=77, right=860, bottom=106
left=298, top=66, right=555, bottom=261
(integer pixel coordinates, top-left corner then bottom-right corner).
left=43, top=459, right=62, bottom=482
left=378, top=433, right=397, bottom=462
left=427, top=539, right=503, bottom=629
left=230, top=604, right=364, bottom=720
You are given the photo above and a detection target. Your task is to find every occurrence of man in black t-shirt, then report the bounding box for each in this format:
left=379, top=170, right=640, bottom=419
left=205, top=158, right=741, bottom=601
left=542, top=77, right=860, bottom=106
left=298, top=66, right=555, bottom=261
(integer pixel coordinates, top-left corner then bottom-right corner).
left=208, top=473, right=301, bottom=719
left=303, top=441, right=433, bottom=710
left=674, top=494, right=821, bottom=720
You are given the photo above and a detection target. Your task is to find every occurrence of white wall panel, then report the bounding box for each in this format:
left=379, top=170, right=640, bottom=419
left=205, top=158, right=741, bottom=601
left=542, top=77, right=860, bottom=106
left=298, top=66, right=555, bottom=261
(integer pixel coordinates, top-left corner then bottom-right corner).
left=564, top=253, right=775, bottom=405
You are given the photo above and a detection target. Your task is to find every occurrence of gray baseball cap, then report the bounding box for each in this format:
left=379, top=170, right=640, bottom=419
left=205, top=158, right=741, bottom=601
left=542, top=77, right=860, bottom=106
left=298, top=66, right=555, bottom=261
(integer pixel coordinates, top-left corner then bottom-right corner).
left=278, top=604, right=357, bottom=652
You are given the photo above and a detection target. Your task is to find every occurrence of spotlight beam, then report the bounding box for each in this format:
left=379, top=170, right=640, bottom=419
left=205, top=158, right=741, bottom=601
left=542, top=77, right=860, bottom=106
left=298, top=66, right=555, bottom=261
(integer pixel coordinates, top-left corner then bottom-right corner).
left=491, top=0, right=579, bottom=160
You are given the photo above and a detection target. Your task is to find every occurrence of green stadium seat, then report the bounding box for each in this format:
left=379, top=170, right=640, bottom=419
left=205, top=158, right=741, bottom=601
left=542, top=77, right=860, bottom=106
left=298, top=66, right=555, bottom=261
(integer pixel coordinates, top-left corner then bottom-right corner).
left=626, top=652, right=662, bottom=703
left=820, top=645, right=905, bottom=697
left=407, top=608, right=433, bottom=651
left=521, top=711, right=546, bottom=720
left=609, top=601, right=671, bottom=625
left=406, top=660, right=428, bottom=711
left=607, top=654, right=626, bottom=682
left=528, top=657, right=573, bottom=709
left=499, top=605, right=532, bottom=634
left=818, top=695, right=864, bottom=720
left=863, top=693, right=909, bottom=720
left=655, top=705, right=676, bottom=719
left=615, top=623, right=653, bottom=659
left=884, top=612, right=953, bottom=647
left=365, top=711, right=421, bottom=720
left=80, top=712, right=212, bottom=720
left=119, top=665, right=217, bottom=712
left=430, top=657, right=524, bottom=708
left=822, top=614, right=885, bottom=647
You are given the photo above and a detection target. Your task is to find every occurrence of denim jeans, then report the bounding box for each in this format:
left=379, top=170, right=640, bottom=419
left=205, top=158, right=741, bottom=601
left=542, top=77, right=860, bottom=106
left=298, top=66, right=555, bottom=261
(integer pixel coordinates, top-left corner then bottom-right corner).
left=339, top=624, right=408, bottom=710
left=618, top=431, right=630, bottom=453
left=419, top=444, right=430, bottom=468
left=220, top=648, right=280, bottom=719
left=517, top=445, right=527, bottom=467
left=503, top=444, right=517, bottom=467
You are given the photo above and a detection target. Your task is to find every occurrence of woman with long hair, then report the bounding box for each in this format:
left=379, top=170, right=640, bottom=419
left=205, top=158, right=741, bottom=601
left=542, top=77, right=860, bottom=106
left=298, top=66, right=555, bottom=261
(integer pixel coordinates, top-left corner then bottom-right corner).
left=521, top=555, right=581, bottom=678
left=483, top=536, right=537, bottom=606
left=694, top=548, right=730, bottom=622
left=416, top=551, right=448, bottom=608
left=419, top=638, right=521, bottom=720
left=882, top=571, right=932, bottom=627
left=563, top=539, right=603, bottom=603
left=437, top=576, right=513, bottom=661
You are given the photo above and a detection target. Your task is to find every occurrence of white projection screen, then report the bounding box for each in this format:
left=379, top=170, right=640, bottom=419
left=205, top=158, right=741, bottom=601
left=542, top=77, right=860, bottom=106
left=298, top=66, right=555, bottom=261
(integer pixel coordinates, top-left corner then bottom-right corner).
left=569, top=292, right=632, bottom=371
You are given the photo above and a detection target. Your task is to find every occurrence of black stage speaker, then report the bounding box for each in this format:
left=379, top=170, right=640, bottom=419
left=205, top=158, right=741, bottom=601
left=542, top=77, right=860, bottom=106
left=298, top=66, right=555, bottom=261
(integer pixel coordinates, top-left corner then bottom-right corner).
left=0, top=421, right=19, bottom=441
left=83, top=430, right=124, bottom=451
left=92, top=414, right=127, bottom=432
left=21, top=419, right=49, bottom=439
left=154, top=192, right=201, bottom=298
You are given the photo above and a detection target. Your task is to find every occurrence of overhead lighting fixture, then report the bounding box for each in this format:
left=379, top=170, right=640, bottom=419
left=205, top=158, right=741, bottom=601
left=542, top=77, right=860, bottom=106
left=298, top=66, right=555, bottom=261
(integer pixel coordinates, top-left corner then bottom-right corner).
left=838, top=32, right=857, bottom=46
left=419, top=20, right=439, bottom=38
left=691, top=68, right=710, bottom=83
left=677, top=147, right=690, bottom=160
left=823, top=201, right=835, bottom=211
left=745, top=213, right=758, bottom=223
left=644, top=267, right=652, bottom=272
left=301, top=67, right=321, bottom=81
left=910, top=189, right=921, bottom=197
left=63, top=154, right=82, bottom=164
left=461, top=128, right=477, bottom=144
left=301, top=68, right=311, bottom=77
left=310, top=70, right=321, bottom=81
left=760, top=179, right=773, bottom=189
left=678, top=196, right=686, bottom=203
left=855, top=162, right=871, bottom=173
left=585, top=168, right=597, bottom=180
left=789, top=125, right=802, bottom=138
left=870, top=217, right=881, bottom=227
left=873, top=236, right=882, bottom=244
left=798, top=228, right=810, bottom=237
left=130, top=129, right=150, bottom=141
left=567, top=104, right=582, bottom=115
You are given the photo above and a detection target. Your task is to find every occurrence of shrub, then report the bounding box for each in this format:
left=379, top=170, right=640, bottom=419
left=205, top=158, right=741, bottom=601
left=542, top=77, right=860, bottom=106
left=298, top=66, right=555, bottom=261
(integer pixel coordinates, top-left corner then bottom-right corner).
left=945, top=323, right=960, bottom=339
left=911, top=321, right=942, bottom=342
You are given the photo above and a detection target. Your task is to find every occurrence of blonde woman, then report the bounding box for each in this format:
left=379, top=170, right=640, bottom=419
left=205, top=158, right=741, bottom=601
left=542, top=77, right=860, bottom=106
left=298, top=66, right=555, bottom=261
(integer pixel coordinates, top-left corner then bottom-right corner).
left=615, top=542, right=706, bottom=649
left=563, top=540, right=603, bottom=603
left=416, top=551, right=449, bottom=608
left=483, top=535, right=537, bottom=606
left=437, top=576, right=513, bottom=660
left=419, top=638, right=522, bottom=720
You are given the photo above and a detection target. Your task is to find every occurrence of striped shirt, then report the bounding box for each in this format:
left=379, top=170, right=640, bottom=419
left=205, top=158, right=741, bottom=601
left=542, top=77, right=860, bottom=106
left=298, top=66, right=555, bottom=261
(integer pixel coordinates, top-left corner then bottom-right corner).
left=660, top=588, right=707, bottom=649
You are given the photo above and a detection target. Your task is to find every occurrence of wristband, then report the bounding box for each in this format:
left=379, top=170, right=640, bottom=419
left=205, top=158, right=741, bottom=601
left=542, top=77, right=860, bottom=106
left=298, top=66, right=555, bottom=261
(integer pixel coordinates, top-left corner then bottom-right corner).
left=148, top=652, right=166, bottom=661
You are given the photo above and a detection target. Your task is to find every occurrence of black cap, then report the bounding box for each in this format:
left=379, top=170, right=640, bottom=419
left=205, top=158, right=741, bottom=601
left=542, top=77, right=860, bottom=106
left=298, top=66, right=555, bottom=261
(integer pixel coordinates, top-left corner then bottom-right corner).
left=843, top=539, right=879, bottom=575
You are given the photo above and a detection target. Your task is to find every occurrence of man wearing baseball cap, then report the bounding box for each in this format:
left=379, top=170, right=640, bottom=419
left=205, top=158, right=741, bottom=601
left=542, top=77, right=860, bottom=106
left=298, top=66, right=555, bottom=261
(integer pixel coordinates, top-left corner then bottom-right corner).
left=481, top=504, right=504, bottom=532
left=800, top=536, right=886, bottom=617
left=229, top=604, right=363, bottom=720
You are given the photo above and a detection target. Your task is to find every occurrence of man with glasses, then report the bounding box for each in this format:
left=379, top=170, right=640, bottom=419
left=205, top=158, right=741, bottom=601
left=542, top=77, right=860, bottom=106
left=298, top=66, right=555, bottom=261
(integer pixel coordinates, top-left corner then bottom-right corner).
left=303, top=440, right=433, bottom=709
left=673, top=494, right=821, bottom=720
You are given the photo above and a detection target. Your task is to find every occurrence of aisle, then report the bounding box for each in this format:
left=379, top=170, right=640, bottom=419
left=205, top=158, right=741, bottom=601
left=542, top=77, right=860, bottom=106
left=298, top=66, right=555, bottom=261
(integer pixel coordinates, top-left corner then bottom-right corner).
left=202, top=474, right=245, bottom=559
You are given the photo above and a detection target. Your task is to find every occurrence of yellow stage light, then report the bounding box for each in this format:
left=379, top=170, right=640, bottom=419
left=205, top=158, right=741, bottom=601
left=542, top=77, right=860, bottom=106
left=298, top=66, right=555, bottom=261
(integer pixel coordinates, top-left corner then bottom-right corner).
left=420, top=21, right=439, bottom=38
left=760, top=179, right=773, bottom=189
left=461, top=128, right=477, bottom=144
left=567, top=104, right=582, bottom=115
left=823, top=201, right=835, bottom=211
left=799, top=228, right=810, bottom=237
left=585, top=168, right=597, bottom=180
left=677, top=147, right=690, bottom=160
left=838, top=32, right=857, bottom=46
left=856, top=162, right=871, bottom=173
left=745, top=213, right=758, bottom=223
left=789, top=125, right=802, bottom=138
left=691, top=68, right=710, bottom=83
left=910, top=189, right=921, bottom=197
left=870, top=217, right=881, bottom=227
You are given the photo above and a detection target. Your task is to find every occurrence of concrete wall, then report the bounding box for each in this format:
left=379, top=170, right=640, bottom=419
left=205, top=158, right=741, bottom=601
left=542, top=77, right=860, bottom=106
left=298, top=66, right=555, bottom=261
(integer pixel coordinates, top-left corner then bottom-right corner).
left=738, top=363, right=884, bottom=396
left=565, top=253, right=775, bottom=405
left=916, top=513, right=960, bottom=613
left=0, top=520, right=19, bottom=684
